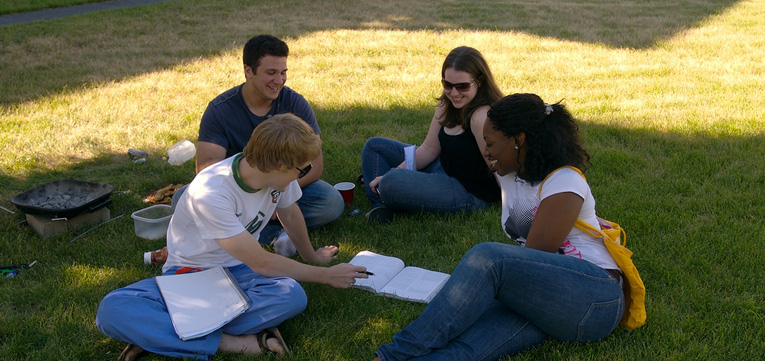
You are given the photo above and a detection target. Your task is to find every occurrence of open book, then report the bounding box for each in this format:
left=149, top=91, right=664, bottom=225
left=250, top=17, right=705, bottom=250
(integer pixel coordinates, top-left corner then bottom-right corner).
left=349, top=251, right=450, bottom=303
left=155, top=266, right=250, bottom=340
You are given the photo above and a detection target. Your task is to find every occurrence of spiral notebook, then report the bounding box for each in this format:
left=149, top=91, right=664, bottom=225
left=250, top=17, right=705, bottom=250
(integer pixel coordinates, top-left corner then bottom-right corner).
left=155, top=266, right=250, bottom=340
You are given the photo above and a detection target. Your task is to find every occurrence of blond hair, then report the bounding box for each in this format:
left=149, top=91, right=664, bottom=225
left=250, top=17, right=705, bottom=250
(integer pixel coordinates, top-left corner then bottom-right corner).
left=243, top=113, right=321, bottom=172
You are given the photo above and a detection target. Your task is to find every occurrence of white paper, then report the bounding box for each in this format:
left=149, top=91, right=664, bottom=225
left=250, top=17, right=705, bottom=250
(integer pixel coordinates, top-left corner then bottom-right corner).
left=156, top=267, right=250, bottom=340
left=404, top=145, right=417, bottom=170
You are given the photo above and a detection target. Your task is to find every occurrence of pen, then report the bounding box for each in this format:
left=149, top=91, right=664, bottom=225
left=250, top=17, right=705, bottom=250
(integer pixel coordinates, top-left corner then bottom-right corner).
left=361, top=271, right=375, bottom=276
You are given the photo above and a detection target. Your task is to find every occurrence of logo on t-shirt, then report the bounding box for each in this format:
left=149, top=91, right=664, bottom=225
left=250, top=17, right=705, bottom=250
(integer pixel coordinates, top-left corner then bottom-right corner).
left=245, top=211, right=266, bottom=234
left=270, top=190, right=280, bottom=204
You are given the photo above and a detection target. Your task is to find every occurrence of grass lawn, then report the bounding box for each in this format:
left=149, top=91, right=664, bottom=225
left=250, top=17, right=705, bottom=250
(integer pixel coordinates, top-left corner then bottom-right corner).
left=1, top=0, right=763, bottom=360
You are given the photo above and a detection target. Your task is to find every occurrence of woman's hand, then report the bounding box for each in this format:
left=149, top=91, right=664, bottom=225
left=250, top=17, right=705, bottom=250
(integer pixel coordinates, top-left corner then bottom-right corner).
left=369, top=175, right=384, bottom=195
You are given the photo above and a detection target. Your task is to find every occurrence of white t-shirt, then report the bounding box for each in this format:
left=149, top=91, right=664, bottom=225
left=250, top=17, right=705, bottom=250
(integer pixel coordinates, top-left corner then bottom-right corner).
left=163, top=154, right=301, bottom=272
left=497, top=167, right=618, bottom=270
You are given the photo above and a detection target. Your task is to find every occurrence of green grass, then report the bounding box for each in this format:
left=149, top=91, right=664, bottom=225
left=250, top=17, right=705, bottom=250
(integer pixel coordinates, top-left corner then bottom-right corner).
left=1, top=0, right=764, bottom=360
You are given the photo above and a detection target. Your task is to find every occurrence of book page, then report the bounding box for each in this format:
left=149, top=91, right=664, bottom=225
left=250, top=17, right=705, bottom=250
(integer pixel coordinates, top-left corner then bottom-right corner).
left=156, top=267, right=250, bottom=340
left=379, top=266, right=450, bottom=303
left=349, top=251, right=406, bottom=293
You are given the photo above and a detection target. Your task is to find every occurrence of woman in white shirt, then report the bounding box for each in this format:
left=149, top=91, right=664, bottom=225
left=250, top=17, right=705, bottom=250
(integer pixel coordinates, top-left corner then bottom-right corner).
left=373, top=93, right=624, bottom=361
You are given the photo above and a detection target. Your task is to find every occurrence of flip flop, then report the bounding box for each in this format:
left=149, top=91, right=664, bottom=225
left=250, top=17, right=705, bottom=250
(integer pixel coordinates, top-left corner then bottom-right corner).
left=257, top=327, right=290, bottom=356
left=117, top=344, right=147, bottom=361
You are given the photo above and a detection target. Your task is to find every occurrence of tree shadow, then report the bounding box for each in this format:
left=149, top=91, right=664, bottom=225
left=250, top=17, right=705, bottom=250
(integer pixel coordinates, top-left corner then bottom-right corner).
left=1, top=103, right=762, bottom=359
left=0, top=0, right=742, bottom=105
left=0, top=1, right=760, bottom=359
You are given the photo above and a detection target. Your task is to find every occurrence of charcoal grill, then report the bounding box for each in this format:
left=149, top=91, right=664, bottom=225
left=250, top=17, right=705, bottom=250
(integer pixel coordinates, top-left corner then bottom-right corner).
left=10, top=180, right=113, bottom=219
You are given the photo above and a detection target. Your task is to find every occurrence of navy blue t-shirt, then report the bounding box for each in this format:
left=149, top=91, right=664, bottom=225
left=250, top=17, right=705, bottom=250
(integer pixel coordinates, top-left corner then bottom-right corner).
left=198, top=84, right=320, bottom=158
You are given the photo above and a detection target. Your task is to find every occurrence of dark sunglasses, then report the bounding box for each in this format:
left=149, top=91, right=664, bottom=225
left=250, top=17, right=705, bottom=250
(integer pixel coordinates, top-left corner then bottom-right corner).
left=296, top=164, right=312, bottom=179
left=441, top=79, right=476, bottom=92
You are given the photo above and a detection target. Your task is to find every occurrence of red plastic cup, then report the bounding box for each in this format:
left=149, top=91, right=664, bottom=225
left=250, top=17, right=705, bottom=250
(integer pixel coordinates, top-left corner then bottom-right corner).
left=334, top=182, right=355, bottom=206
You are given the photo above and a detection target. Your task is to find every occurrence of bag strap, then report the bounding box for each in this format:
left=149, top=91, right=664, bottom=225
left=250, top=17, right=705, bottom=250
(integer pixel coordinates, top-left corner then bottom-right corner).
left=537, top=166, right=586, bottom=199
left=537, top=166, right=626, bottom=246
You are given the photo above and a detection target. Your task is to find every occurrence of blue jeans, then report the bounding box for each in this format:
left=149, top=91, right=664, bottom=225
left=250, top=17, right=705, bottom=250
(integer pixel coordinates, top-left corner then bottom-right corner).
left=259, top=179, right=344, bottom=244
left=376, top=243, right=624, bottom=361
left=173, top=180, right=344, bottom=245
left=96, top=264, right=306, bottom=360
left=361, top=137, right=491, bottom=213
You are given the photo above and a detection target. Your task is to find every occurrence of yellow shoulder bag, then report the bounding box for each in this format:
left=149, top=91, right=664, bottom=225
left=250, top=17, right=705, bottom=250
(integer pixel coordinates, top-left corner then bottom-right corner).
left=540, top=166, right=647, bottom=330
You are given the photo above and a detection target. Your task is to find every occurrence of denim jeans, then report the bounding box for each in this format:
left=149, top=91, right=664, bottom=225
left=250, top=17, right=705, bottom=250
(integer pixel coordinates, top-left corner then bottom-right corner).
left=376, top=242, right=624, bottom=361
left=96, top=264, right=306, bottom=360
left=361, top=137, right=491, bottom=213
left=258, top=179, right=344, bottom=244
left=172, top=180, right=344, bottom=245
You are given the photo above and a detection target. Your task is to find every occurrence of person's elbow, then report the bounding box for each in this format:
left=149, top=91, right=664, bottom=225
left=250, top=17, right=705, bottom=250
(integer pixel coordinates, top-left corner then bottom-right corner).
left=195, top=141, right=227, bottom=173
left=195, top=156, right=222, bottom=173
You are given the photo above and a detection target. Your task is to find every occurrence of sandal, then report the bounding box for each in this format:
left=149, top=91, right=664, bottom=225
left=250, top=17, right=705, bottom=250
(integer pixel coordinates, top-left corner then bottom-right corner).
left=366, top=206, right=393, bottom=224
left=117, top=344, right=147, bottom=361
left=257, top=327, right=290, bottom=356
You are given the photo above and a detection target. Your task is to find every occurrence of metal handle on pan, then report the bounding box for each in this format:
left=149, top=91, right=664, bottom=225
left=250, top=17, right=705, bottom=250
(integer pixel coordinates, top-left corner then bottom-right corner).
left=88, top=198, right=112, bottom=212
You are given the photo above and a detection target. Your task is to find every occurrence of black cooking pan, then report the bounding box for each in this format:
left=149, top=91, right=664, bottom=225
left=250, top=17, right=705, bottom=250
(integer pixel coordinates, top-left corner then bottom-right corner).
left=11, top=180, right=113, bottom=218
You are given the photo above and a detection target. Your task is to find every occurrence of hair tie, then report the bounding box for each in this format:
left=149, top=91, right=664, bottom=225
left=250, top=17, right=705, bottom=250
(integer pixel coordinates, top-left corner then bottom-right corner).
left=544, top=103, right=554, bottom=115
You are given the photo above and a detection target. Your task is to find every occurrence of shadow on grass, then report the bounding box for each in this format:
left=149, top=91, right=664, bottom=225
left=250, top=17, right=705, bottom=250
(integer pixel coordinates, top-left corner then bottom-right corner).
left=0, top=0, right=742, bottom=105
left=0, top=112, right=763, bottom=359
left=2, top=108, right=762, bottom=267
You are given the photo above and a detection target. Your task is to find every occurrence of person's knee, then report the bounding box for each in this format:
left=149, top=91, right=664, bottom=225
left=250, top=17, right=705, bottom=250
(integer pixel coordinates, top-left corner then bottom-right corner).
left=308, top=188, right=343, bottom=226
left=95, top=291, right=125, bottom=335
left=362, top=137, right=387, bottom=152
left=376, top=170, right=407, bottom=202
left=325, top=188, right=344, bottom=222
left=464, top=242, right=506, bottom=264
left=300, top=181, right=343, bottom=227
left=282, top=279, right=308, bottom=316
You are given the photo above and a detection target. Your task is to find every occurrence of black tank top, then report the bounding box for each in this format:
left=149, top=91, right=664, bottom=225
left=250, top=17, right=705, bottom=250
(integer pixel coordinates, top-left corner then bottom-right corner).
left=438, top=127, right=500, bottom=202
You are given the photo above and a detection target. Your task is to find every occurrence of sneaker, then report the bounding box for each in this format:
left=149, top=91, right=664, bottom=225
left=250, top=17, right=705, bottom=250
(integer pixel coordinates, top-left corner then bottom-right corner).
left=366, top=206, right=393, bottom=224
left=273, top=231, right=297, bottom=257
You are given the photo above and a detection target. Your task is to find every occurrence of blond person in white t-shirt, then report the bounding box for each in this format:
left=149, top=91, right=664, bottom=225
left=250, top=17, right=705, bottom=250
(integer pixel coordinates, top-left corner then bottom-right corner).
left=97, top=114, right=369, bottom=361
left=373, top=94, right=625, bottom=361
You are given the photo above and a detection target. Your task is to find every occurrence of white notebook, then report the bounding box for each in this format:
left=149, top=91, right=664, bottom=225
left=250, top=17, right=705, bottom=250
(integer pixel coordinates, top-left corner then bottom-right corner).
left=155, top=266, right=250, bottom=340
left=349, top=251, right=450, bottom=303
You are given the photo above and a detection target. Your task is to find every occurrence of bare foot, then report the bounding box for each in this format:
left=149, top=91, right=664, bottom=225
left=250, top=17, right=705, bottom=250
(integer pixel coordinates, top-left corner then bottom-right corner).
left=218, top=333, right=285, bottom=355
left=264, top=336, right=286, bottom=356
left=219, top=333, right=260, bottom=354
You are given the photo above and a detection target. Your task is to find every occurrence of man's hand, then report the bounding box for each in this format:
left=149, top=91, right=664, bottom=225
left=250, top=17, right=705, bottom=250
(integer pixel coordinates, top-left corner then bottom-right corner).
left=325, top=263, right=369, bottom=289
left=310, top=245, right=339, bottom=265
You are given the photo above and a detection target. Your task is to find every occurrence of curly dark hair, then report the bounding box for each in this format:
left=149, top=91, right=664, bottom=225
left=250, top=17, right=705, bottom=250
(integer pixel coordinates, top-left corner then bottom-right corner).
left=243, top=35, right=289, bottom=72
left=438, top=46, right=504, bottom=129
left=486, top=93, right=591, bottom=183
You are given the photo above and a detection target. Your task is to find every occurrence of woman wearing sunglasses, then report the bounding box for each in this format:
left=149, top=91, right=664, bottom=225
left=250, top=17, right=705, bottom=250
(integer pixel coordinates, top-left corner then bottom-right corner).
left=372, top=94, right=624, bottom=361
left=361, top=46, right=504, bottom=223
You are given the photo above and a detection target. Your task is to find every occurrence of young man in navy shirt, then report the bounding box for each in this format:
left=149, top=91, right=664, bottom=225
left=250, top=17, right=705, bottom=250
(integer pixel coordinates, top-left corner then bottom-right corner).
left=193, top=35, right=344, bottom=254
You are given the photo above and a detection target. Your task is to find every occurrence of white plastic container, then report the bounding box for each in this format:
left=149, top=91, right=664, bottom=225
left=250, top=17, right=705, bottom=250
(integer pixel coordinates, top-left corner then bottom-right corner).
left=131, top=204, right=173, bottom=239
left=167, top=139, right=196, bottom=166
